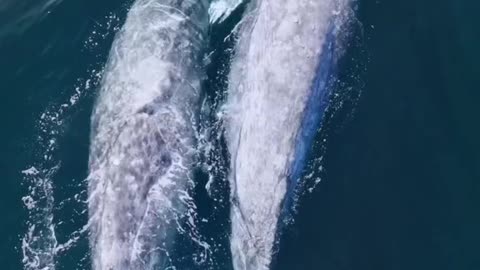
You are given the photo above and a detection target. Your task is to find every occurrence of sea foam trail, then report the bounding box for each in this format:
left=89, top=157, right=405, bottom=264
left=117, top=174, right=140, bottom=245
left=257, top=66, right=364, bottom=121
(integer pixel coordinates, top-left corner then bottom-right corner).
left=224, top=0, right=350, bottom=269
left=88, top=0, right=208, bottom=269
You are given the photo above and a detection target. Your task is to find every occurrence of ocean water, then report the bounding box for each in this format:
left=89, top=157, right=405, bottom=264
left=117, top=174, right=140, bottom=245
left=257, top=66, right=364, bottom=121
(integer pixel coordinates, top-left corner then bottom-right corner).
left=0, top=0, right=479, bottom=270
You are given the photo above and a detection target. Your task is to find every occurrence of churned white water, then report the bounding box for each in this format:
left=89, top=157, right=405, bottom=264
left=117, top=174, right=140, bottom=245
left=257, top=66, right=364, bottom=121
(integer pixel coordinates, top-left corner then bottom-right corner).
left=87, top=0, right=209, bottom=269
left=224, top=0, right=351, bottom=269
left=208, top=0, right=244, bottom=24
left=20, top=18, right=111, bottom=267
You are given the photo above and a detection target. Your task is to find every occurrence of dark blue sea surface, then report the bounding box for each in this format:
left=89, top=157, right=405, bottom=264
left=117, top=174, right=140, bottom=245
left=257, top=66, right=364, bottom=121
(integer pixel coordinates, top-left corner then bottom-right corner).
left=0, top=0, right=479, bottom=269
left=277, top=1, right=480, bottom=270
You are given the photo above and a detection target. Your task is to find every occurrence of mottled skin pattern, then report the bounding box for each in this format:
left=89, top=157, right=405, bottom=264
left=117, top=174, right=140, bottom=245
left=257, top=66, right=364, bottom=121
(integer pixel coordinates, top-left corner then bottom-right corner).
left=224, top=0, right=351, bottom=269
left=88, top=0, right=208, bottom=269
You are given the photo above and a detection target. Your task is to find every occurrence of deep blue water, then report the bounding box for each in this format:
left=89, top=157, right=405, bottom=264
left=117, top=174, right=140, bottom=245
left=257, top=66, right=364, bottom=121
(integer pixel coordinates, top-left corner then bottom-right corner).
left=1, top=0, right=479, bottom=269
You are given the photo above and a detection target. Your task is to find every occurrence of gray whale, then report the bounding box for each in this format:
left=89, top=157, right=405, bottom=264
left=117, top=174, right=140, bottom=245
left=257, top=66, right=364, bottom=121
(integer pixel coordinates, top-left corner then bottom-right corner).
left=87, top=0, right=208, bottom=269
left=223, top=0, right=351, bottom=269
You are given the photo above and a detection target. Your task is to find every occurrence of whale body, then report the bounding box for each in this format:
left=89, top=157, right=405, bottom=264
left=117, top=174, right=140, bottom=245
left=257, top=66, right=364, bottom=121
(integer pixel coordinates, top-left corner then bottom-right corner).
left=224, top=0, right=350, bottom=269
left=283, top=24, right=338, bottom=216
left=87, top=0, right=208, bottom=269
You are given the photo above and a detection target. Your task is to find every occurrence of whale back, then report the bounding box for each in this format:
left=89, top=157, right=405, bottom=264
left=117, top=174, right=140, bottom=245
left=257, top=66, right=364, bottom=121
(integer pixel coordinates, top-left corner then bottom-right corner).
left=87, top=0, right=208, bottom=269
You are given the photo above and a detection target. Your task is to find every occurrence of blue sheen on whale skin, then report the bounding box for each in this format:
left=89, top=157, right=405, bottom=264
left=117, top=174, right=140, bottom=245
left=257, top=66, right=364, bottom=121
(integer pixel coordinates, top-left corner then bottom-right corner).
left=282, top=23, right=338, bottom=218
left=224, top=1, right=348, bottom=268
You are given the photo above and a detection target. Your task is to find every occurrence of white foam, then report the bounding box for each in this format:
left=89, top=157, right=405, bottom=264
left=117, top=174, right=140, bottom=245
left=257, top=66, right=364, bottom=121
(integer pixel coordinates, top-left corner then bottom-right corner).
left=20, top=11, right=123, bottom=269
left=224, top=0, right=351, bottom=269
left=21, top=85, right=94, bottom=270
left=88, top=0, right=209, bottom=269
left=209, top=0, right=244, bottom=24
left=22, top=167, right=40, bottom=176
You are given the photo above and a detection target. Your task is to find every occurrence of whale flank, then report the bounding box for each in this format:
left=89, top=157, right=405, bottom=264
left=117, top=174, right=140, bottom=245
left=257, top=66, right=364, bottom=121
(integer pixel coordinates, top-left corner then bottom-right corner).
left=223, top=0, right=351, bottom=269
left=87, top=0, right=208, bottom=269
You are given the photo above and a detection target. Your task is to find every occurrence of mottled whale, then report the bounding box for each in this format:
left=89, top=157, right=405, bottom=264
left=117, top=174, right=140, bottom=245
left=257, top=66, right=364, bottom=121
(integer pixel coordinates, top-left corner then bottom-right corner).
left=224, top=0, right=351, bottom=269
left=87, top=0, right=208, bottom=269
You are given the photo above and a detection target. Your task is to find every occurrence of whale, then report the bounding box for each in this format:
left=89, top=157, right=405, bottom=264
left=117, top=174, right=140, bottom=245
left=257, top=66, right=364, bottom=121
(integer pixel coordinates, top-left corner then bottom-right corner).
left=282, top=23, right=338, bottom=218
left=223, top=0, right=351, bottom=269
left=87, top=0, right=208, bottom=269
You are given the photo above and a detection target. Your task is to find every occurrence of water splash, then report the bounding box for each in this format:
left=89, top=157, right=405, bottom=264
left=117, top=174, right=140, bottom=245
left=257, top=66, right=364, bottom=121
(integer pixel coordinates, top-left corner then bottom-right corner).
left=20, top=11, right=122, bottom=270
